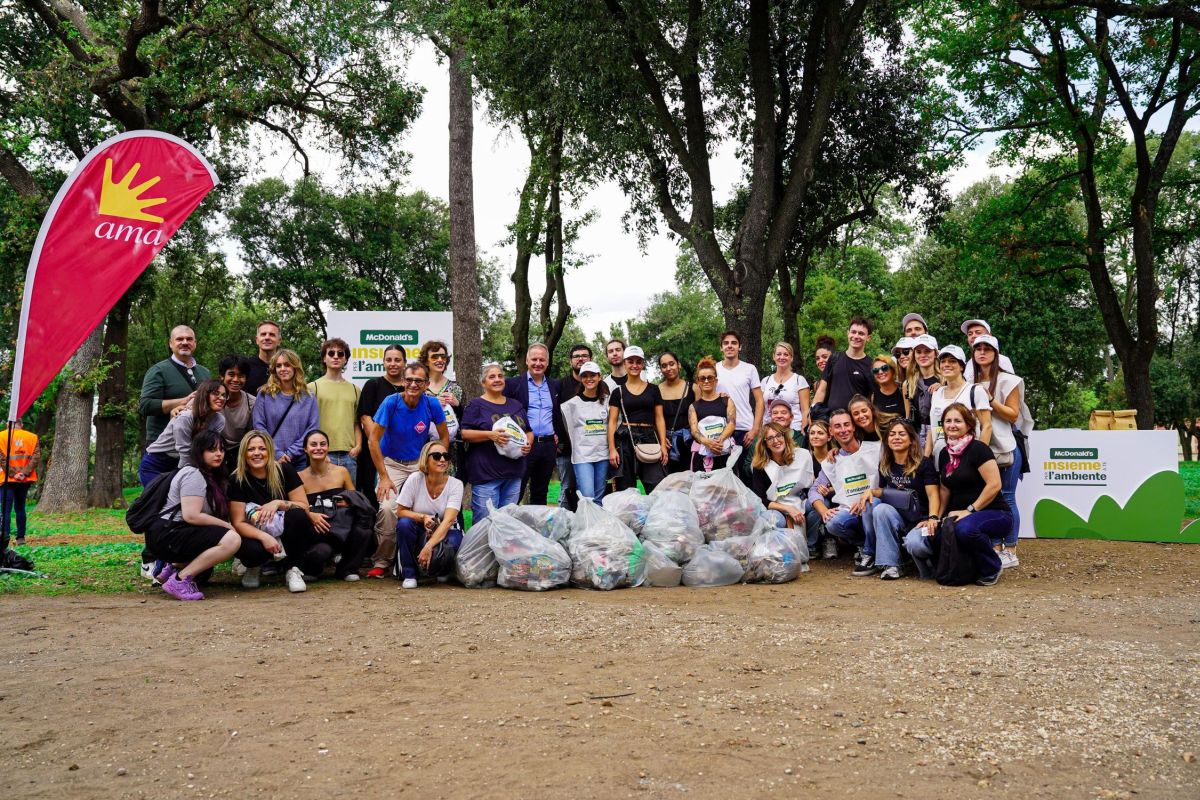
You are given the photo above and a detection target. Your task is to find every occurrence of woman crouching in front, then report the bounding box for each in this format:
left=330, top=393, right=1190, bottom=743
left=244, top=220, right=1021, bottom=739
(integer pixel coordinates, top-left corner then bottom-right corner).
left=148, top=430, right=272, bottom=601
left=394, top=440, right=464, bottom=588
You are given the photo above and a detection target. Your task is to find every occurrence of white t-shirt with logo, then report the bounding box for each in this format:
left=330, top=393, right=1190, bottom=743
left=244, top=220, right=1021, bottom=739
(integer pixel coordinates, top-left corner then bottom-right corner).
left=821, top=441, right=882, bottom=507
left=716, top=361, right=761, bottom=433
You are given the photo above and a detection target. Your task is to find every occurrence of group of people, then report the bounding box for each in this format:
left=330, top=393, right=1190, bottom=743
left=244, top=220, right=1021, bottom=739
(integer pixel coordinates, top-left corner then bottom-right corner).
left=133, top=311, right=1032, bottom=600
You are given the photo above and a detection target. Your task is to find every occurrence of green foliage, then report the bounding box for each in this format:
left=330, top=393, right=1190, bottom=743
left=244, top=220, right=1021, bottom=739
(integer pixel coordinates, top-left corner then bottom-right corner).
left=625, top=286, right=726, bottom=378
left=1182, top=462, right=1200, bottom=520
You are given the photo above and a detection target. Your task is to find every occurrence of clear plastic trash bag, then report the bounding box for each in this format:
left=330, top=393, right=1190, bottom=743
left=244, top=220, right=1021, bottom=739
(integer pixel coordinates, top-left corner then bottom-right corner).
left=567, top=496, right=646, bottom=590
left=654, top=471, right=694, bottom=496
left=601, top=488, right=653, bottom=534
left=690, top=468, right=765, bottom=541
left=486, top=502, right=571, bottom=591
left=707, top=533, right=755, bottom=575
left=681, top=545, right=745, bottom=587
left=506, top=504, right=573, bottom=544
left=640, top=539, right=683, bottom=587
left=641, top=490, right=704, bottom=564
left=746, top=526, right=806, bottom=584
left=455, top=517, right=498, bottom=588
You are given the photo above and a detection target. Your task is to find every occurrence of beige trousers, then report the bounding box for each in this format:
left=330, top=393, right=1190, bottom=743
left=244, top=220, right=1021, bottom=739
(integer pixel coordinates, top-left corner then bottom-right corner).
left=371, top=457, right=419, bottom=570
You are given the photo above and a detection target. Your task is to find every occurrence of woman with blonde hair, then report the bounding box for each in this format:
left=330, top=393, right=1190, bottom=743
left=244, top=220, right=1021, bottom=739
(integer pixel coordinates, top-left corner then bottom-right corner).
left=870, top=353, right=907, bottom=419
left=761, top=341, right=811, bottom=434
left=394, top=439, right=464, bottom=588
left=750, top=421, right=822, bottom=552
left=253, top=348, right=319, bottom=470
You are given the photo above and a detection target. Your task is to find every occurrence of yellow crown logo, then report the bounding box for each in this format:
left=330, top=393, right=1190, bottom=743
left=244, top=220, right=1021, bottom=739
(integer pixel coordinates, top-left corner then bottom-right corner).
left=98, top=158, right=167, bottom=223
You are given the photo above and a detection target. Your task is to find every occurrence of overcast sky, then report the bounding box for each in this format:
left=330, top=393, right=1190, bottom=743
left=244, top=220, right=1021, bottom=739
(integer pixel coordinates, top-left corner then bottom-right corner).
left=255, top=40, right=1002, bottom=341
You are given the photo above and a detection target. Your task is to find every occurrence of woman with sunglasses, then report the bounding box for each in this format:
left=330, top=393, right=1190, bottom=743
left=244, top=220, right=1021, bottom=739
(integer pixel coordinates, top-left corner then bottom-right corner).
left=394, top=440, right=463, bottom=588
left=657, top=351, right=694, bottom=475
left=904, top=334, right=942, bottom=448
left=892, top=337, right=916, bottom=387
left=420, top=340, right=462, bottom=445
left=870, top=354, right=907, bottom=419
left=253, top=348, right=319, bottom=470
left=139, top=379, right=228, bottom=487
left=607, top=346, right=668, bottom=493
left=687, top=357, right=736, bottom=472
left=761, top=342, right=811, bottom=435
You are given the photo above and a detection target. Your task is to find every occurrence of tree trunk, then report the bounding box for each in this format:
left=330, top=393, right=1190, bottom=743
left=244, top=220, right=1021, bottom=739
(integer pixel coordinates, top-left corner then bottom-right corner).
left=537, top=126, right=570, bottom=373
left=89, top=293, right=131, bottom=508
left=701, top=248, right=772, bottom=371
left=35, top=326, right=103, bottom=513
left=448, top=46, right=483, bottom=403
left=1178, top=426, right=1194, bottom=461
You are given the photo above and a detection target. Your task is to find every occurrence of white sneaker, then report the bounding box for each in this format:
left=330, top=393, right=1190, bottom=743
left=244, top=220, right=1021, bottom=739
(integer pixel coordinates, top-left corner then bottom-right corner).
left=401, top=578, right=418, bottom=589
left=286, top=566, right=307, bottom=593
left=231, top=558, right=247, bottom=577
left=140, top=561, right=157, bottom=581
left=241, top=566, right=261, bottom=589
left=343, top=573, right=361, bottom=582
left=999, top=549, right=1020, bottom=570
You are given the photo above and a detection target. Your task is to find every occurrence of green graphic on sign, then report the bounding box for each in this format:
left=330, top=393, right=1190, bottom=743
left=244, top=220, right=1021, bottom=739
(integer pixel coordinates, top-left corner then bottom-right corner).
left=1033, top=470, right=1200, bottom=543
left=360, top=329, right=417, bottom=345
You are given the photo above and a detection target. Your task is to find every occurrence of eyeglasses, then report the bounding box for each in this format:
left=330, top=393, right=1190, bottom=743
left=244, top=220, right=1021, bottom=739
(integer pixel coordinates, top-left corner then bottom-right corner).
left=326, top=350, right=347, bottom=358
left=428, top=452, right=450, bottom=462
left=697, top=375, right=716, bottom=382
left=429, top=353, right=449, bottom=362
left=764, top=435, right=784, bottom=443
left=404, top=377, right=427, bottom=385
left=872, top=366, right=892, bottom=374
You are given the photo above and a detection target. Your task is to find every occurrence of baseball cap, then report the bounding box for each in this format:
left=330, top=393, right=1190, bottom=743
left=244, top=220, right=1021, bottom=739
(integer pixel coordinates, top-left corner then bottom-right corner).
left=971, top=334, right=999, bottom=352
left=769, top=397, right=792, bottom=411
left=901, top=312, right=928, bottom=331
left=893, top=336, right=917, bottom=352
left=624, top=345, right=646, bottom=360
left=960, top=318, right=991, bottom=335
left=912, top=334, right=939, bottom=351
left=937, top=344, right=966, bottom=364
left=579, top=361, right=602, bottom=375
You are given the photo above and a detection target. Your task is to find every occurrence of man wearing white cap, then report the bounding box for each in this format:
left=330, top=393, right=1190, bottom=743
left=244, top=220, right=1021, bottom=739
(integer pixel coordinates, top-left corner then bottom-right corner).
left=961, top=319, right=1014, bottom=379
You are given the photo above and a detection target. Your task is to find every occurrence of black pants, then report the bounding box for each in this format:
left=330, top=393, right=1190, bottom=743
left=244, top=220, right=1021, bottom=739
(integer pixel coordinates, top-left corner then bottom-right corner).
left=147, top=521, right=273, bottom=569
left=521, top=439, right=557, bottom=505
left=278, top=507, right=335, bottom=577
left=613, top=427, right=665, bottom=494
left=731, top=429, right=754, bottom=487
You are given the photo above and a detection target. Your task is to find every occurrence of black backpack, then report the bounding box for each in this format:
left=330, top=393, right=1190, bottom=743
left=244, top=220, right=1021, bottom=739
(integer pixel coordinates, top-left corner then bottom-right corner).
left=126, top=470, right=180, bottom=534
left=934, top=516, right=976, bottom=586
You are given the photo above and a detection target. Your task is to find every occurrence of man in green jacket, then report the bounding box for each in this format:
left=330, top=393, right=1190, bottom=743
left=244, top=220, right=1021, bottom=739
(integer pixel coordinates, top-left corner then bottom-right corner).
left=139, top=325, right=212, bottom=443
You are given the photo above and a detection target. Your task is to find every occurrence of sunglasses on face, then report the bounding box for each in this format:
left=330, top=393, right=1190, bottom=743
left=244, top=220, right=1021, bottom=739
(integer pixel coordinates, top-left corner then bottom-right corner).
left=698, top=375, right=716, bottom=382
left=325, top=350, right=347, bottom=358
left=894, top=349, right=911, bottom=356
left=429, top=353, right=449, bottom=362
left=404, top=377, right=426, bottom=385
left=872, top=366, right=892, bottom=374
left=428, top=452, right=450, bottom=462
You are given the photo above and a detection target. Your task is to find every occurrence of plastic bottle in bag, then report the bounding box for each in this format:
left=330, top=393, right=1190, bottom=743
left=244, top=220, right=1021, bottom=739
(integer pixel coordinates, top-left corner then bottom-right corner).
left=681, top=545, right=744, bottom=587
left=640, top=539, right=683, bottom=587
left=486, top=502, right=571, bottom=591
left=455, top=517, right=499, bottom=588
left=601, top=488, right=653, bottom=533
left=708, top=534, right=755, bottom=574
left=641, top=490, right=704, bottom=564
left=746, top=527, right=805, bottom=584
left=567, top=496, right=647, bottom=589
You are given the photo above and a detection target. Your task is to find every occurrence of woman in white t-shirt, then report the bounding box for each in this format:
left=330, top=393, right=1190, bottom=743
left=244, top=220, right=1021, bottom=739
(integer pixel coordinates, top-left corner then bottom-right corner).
left=761, top=342, right=811, bottom=433
left=560, top=361, right=611, bottom=502
left=394, top=440, right=464, bottom=588
left=970, top=335, right=1027, bottom=568
left=927, top=345, right=992, bottom=461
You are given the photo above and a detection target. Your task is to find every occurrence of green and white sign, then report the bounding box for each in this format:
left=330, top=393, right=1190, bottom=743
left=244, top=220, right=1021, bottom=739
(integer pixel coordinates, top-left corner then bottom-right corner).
left=1018, top=430, right=1198, bottom=543
left=327, top=310, right=455, bottom=386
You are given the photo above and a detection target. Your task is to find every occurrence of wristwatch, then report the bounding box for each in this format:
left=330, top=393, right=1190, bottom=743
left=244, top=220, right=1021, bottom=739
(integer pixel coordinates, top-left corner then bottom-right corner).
left=966, top=504, right=977, bottom=513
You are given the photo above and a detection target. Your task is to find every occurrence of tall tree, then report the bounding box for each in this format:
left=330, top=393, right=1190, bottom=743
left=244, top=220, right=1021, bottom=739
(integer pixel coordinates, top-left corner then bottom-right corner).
left=920, top=1, right=1200, bottom=427
left=1, top=0, right=420, bottom=506
left=35, top=327, right=103, bottom=513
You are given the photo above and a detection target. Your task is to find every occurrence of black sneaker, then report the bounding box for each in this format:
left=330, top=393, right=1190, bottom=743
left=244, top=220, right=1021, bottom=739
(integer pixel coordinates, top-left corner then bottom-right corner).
left=975, top=572, right=1000, bottom=587
left=852, top=557, right=878, bottom=577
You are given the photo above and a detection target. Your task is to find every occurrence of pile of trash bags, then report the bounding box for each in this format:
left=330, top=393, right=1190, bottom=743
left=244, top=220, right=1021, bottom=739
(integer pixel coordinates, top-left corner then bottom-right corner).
left=453, top=468, right=808, bottom=591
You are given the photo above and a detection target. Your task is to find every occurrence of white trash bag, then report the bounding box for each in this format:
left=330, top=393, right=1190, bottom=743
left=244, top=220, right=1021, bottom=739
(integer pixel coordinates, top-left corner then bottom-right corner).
left=455, top=517, right=498, bottom=588
left=486, top=502, right=570, bottom=591
left=641, top=490, right=703, bottom=564
left=690, top=468, right=765, bottom=541
left=506, top=504, right=573, bottom=544
left=567, top=496, right=646, bottom=590
left=746, top=526, right=806, bottom=584
left=492, top=415, right=527, bottom=459
left=708, top=534, right=755, bottom=575
left=602, top=488, right=653, bottom=534
left=640, top=539, right=683, bottom=587
left=654, top=471, right=694, bottom=496
left=681, top=545, right=744, bottom=587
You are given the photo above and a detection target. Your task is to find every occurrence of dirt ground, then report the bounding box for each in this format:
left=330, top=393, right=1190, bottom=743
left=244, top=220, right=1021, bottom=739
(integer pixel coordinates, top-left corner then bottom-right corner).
left=2, top=539, right=1199, bottom=800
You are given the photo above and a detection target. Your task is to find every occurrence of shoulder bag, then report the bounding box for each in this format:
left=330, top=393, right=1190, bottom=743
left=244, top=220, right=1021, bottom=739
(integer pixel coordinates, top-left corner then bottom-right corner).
left=666, top=392, right=692, bottom=462
left=618, top=389, right=662, bottom=463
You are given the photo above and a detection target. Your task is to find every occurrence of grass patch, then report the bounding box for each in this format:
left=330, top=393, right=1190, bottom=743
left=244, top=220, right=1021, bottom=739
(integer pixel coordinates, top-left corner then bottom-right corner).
left=1183, top=461, right=1200, bottom=520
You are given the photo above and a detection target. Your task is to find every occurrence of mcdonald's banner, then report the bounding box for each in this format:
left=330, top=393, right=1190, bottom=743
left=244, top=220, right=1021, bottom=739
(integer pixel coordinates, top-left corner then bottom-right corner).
left=8, top=131, right=218, bottom=418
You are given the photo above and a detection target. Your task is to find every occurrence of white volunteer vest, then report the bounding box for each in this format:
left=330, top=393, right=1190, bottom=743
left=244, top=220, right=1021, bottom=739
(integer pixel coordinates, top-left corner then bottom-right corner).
left=765, top=456, right=815, bottom=509
left=822, top=441, right=882, bottom=506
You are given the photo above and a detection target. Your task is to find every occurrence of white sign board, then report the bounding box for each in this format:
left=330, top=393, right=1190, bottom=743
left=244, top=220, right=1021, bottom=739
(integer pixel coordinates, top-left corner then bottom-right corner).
left=1015, top=429, right=1177, bottom=538
left=326, top=310, right=454, bottom=386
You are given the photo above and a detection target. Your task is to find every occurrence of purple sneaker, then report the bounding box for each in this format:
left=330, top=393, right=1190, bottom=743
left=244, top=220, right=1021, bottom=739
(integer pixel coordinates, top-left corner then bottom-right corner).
left=162, top=573, right=204, bottom=601
left=154, top=562, right=177, bottom=585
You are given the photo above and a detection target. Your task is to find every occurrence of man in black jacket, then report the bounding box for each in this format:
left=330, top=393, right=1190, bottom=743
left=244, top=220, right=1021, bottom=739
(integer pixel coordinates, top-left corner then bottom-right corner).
left=504, top=343, right=561, bottom=505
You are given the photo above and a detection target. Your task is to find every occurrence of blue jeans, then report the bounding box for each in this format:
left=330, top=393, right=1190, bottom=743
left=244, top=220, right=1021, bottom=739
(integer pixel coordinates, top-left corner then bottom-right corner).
left=557, top=455, right=575, bottom=507
left=825, top=505, right=875, bottom=555
left=999, top=446, right=1022, bottom=546
left=470, top=477, right=522, bottom=523
left=573, top=461, right=608, bottom=504
left=869, top=503, right=917, bottom=568
left=395, top=517, right=462, bottom=580
left=328, top=451, right=357, bottom=478
left=138, top=450, right=177, bottom=487
left=904, top=527, right=937, bottom=579
left=2, top=482, right=30, bottom=543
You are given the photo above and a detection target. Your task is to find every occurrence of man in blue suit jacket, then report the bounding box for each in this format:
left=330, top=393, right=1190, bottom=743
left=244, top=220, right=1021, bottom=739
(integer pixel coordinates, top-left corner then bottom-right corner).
left=503, top=343, right=561, bottom=505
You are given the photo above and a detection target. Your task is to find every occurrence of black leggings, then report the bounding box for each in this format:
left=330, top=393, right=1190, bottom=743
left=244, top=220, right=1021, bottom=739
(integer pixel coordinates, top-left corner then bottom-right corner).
left=278, top=507, right=333, bottom=577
